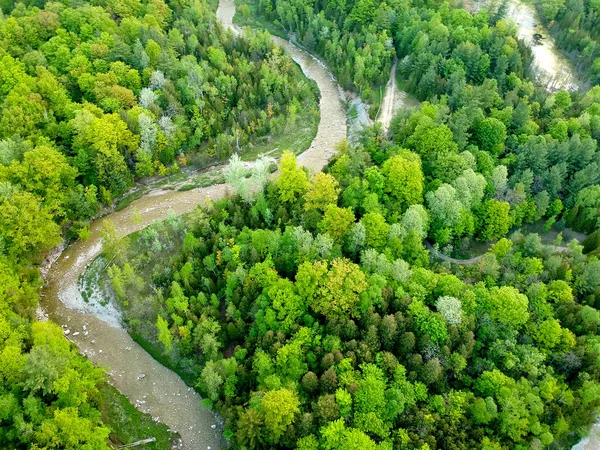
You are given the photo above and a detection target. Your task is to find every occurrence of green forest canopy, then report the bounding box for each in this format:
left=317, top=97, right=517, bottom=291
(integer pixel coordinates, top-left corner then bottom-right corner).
left=0, top=0, right=315, bottom=447
left=2, top=0, right=600, bottom=448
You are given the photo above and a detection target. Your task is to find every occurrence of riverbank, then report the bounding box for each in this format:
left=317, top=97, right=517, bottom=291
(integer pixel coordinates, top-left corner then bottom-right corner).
left=39, top=0, right=349, bottom=447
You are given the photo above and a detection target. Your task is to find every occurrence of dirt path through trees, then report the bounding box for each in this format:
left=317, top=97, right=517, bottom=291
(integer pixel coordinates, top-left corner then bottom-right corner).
left=426, top=240, right=574, bottom=265
left=377, top=57, right=398, bottom=132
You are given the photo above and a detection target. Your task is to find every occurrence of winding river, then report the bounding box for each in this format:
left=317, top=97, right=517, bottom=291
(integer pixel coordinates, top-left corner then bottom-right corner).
left=40, top=1, right=346, bottom=448
left=38, top=0, right=597, bottom=448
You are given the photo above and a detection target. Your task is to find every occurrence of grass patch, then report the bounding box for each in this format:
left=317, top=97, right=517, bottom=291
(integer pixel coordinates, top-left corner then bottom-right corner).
left=240, top=104, right=319, bottom=161
left=396, top=78, right=418, bottom=99
left=178, top=171, right=226, bottom=191
left=177, top=184, right=197, bottom=192
left=116, top=189, right=146, bottom=212
left=128, top=330, right=198, bottom=387
left=99, top=382, right=177, bottom=450
left=395, top=76, right=421, bottom=104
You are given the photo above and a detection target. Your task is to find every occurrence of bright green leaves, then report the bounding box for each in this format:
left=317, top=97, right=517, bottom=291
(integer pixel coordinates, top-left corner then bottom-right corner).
left=198, top=358, right=239, bottom=402
left=304, top=172, right=340, bottom=211
left=480, top=286, right=530, bottom=329
left=0, top=55, right=29, bottom=98
left=408, top=299, right=449, bottom=345
left=297, top=258, right=367, bottom=319
left=31, top=407, right=110, bottom=450
left=407, top=121, right=458, bottom=158
left=381, top=153, right=424, bottom=212
left=0, top=191, right=61, bottom=258
left=476, top=199, right=511, bottom=242
left=166, top=281, right=189, bottom=316
left=360, top=212, right=389, bottom=250
left=156, top=315, right=173, bottom=353
left=277, top=151, right=308, bottom=202
left=539, top=0, right=565, bottom=21
left=469, top=397, right=498, bottom=425
left=261, top=388, right=300, bottom=443
left=71, top=110, right=136, bottom=200
left=320, top=205, right=355, bottom=241
left=0, top=320, right=110, bottom=449
left=267, top=278, right=305, bottom=332
left=0, top=145, right=77, bottom=218
left=474, top=118, right=507, bottom=156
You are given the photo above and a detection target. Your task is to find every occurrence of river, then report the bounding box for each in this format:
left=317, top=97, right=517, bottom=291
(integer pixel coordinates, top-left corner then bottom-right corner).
left=217, top=0, right=346, bottom=171
left=469, top=0, right=578, bottom=91
left=39, top=1, right=346, bottom=448
left=505, top=0, right=578, bottom=91
left=38, top=0, right=597, bottom=448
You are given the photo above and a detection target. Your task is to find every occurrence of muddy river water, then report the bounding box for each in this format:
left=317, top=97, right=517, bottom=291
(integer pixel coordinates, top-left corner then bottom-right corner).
left=505, top=0, right=578, bottom=91
left=39, top=0, right=595, bottom=448
left=39, top=1, right=346, bottom=448
left=471, top=0, right=579, bottom=91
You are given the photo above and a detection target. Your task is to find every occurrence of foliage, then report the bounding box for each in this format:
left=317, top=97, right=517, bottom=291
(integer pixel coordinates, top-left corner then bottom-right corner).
left=0, top=0, right=316, bottom=447
left=103, top=143, right=600, bottom=448
left=277, top=151, right=308, bottom=202
left=4, top=0, right=600, bottom=447
left=0, top=0, right=316, bottom=205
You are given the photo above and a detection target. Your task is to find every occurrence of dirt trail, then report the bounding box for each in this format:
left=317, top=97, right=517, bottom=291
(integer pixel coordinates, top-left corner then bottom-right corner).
left=425, top=240, right=485, bottom=265
left=39, top=1, right=348, bottom=448
left=377, top=57, right=398, bottom=132
left=426, top=240, right=573, bottom=265
left=375, top=56, right=420, bottom=132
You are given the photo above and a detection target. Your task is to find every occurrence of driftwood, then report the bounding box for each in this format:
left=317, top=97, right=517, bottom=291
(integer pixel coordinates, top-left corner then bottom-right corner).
left=532, top=33, right=544, bottom=45
left=116, top=437, right=157, bottom=448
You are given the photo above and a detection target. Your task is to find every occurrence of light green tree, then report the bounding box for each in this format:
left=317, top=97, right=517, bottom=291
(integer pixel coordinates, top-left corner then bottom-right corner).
left=319, top=205, right=355, bottom=241
left=381, top=153, right=424, bottom=211
left=261, top=388, right=300, bottom=443
left=156, top=315, right=173, bottom=353
left=361, top=212, right=390, bottom=249
left=304, top=172, right=340, bottom=211
left=276, top=151, right=308, bottom=202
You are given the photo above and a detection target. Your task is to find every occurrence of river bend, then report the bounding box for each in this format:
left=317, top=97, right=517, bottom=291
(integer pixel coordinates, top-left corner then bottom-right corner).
left=40, top=1, right=346, bottom=448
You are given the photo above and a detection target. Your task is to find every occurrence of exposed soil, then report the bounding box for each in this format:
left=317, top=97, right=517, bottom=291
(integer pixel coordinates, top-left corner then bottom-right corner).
left=377, top=57, right=399, bottom=132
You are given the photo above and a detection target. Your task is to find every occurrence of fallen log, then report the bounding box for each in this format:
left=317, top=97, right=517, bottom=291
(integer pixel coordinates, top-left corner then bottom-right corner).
left=117, top=437, right=156, bottom=448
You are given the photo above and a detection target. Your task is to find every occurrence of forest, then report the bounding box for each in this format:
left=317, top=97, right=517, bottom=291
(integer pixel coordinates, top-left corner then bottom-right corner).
left=2, top=0, right=600, bottom=448
left=0, top=0, right=315, bottom=447
left=104, top=142, right=600, bottom=449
